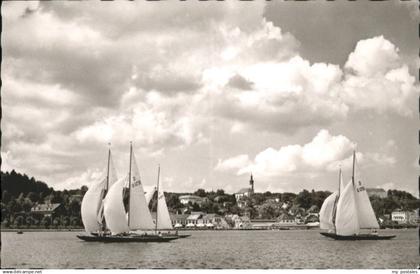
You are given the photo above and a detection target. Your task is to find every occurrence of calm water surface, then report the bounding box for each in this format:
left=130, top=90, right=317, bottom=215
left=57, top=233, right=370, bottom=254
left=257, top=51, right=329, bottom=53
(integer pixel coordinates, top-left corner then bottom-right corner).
left=1, top=229, right=418, bottom=269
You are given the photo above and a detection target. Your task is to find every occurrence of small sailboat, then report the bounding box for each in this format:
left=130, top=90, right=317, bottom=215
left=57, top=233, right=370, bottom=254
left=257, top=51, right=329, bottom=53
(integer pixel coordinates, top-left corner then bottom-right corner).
left=320, top=151, right=395, bottom=240
left=78, top=143, right=177, bottom=242
left=154, top=166, right=191, bottom=239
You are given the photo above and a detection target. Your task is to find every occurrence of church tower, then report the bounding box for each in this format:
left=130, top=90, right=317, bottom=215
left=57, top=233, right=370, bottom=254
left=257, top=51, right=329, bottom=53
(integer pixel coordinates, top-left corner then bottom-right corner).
left=249, top=173, right=254, bottom=194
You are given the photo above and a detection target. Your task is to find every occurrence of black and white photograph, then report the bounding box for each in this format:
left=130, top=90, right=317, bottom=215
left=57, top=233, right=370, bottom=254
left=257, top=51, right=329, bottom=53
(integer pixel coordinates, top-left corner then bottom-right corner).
left=1, top=0, right=419, bottom=271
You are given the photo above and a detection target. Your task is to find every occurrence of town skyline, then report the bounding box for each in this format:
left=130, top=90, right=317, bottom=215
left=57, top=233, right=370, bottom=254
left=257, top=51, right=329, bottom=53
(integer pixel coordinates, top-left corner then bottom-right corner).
left=1, top=1, right=418, bottom=195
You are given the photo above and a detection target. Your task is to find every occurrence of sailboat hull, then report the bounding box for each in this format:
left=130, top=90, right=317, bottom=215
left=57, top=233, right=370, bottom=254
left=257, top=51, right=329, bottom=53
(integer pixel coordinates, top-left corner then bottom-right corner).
left=320, top=232, right=396, bottom=240
left=178, top=234, right=191, bottom=238
left=77, top=234, right=178, bottom=242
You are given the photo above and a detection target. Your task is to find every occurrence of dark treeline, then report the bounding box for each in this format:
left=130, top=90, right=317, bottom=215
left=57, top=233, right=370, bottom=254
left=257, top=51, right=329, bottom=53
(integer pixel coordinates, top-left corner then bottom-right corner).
left=1, top=170, right=87, bottom=229
left=1, top=170, right=419, bottom=229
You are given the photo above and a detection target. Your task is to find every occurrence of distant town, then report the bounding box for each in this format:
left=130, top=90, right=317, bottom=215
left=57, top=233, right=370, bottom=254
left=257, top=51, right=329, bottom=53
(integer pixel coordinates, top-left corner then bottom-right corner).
left=1, top=170, right=419, bottom=231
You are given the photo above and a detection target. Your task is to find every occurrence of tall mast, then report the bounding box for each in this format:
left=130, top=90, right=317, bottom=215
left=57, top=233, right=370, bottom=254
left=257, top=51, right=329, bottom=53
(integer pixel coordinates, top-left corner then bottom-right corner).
left=128, top=142, right=132, bottom=228
left=352, top=150, right=356, bottom=187
left=338, top=167, right=342, bottom=195
left=332, top=167, right=341, bottom=232
left=102, top=144, right=111, bottom=232
left=155, top=164, right=160, bottom=234
left=106, top=143, right=111, bottom=191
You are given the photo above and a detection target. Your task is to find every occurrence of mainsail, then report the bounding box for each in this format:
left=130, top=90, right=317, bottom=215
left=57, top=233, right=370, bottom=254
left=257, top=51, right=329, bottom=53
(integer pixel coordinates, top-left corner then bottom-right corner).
left=335, top=181, right=360, bottom=236
left=319, top=168, right=345, bottom=231
left=156, top=167, right=173, bottom=230
left=81, top=178, right=106, bottom=233
left=81, top=148, right=118, bottom=233
left=128, top=146, right=155, bottom=230
left=353, top=180, right=379, bottom=229
left=319, top=191, right=338, bottom=230
left=104, top=176, right=130, bottom=234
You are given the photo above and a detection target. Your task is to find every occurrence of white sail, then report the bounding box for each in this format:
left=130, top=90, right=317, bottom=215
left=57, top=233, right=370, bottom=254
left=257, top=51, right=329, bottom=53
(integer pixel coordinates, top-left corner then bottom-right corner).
left=104, top=176, right=129, bottom=235
left=96, top=153, right=118, bottom=225
left=335, top=181, right=359, bottom=236
left=128, top=152, right=155, bottom=230
left=319, top=191, right=338, bottom=231
left=81, top=178, right=106, bottom=233
left=145, top=186, right=157, bottom=206
left=156, top=179, right=173, bottom=230
left=353, top=180, right=379, bottom=229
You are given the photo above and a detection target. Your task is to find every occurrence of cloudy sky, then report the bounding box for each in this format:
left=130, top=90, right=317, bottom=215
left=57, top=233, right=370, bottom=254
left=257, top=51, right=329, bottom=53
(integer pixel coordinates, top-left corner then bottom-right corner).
left=2, top=1, right=418, bottom=195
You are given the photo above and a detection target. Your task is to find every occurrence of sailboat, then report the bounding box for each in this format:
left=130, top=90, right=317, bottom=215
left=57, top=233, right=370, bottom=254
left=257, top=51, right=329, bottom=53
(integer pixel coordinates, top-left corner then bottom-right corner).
left=77, top=143, right=178, bottom=242
left=154, top=166, right=191, bottom=239
left=320, top=151, right=396, bottom=240
left=80, top=146, right=117, bottom=236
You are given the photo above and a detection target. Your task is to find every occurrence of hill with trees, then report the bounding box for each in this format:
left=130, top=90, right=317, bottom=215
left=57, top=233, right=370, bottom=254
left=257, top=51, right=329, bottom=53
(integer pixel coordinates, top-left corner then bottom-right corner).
left=1, top=169, right=418, bottom=229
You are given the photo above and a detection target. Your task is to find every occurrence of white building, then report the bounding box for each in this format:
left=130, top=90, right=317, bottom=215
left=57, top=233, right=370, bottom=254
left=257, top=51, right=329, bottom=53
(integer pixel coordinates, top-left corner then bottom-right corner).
left=179, top=195, right=205, bottom=206
left=391, top=210, right=419, bottom=224
left=391, top=211, right=407, bottom=224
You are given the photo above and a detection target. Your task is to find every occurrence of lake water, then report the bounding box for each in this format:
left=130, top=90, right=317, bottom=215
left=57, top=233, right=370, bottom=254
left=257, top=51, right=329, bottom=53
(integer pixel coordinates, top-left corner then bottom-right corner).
left=1, top=229, right=418, bottom=269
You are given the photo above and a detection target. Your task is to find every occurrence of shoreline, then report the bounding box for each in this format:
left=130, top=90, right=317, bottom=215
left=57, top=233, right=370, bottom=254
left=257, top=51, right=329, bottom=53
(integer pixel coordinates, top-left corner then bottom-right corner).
left=1, top=227, right=417, bottom=232
left=1, top=228, right=85, bottom=232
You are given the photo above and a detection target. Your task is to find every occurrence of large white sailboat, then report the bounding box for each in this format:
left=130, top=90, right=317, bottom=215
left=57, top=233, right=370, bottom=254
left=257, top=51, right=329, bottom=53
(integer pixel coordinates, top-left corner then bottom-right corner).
left=78, top=143, right=178, bottom=242
left=319, top=151, right=395, bottom=240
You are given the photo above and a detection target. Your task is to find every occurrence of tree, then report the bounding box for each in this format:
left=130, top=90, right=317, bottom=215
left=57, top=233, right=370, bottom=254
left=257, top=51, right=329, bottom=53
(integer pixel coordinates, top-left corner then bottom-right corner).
left=2, top=190, right=11, bottom=204
left=2, top=218, right=10, bottom=228
left=25, top=216, right=35, bottom=228
left=216, top=189, right=225, bottom=196
left=194, top=189, right=206, bottom=197
left=69, top=199, right=80, bottom=217
left=70, top=216, right=79, bottom=227
left=1, top=202, right=9, bottom=221
left=295, top=190, right=312, bottom=210
left=14, top=215, right=24, bottom=228
left=42, top=216, right=52, bottom=228
left=166, top=193, right=183, bottom=211
left=8, top=199, right=22, bottom=214
left=192, top=203, right=200, bottom=211
left=27, top=192, right=39, bottom=203
left=281, top=192, right=297, bottom=203
left=81, top=185, right=88, bottom=196
left=22, top=198, right=33, bottom=212
left=61, top=216, right=70, bottom=227
left=258, top=203, right=277, bottom=219
left=53, top=218, right=60, bottom=228
left=228, top=205, right=241, bottom=215
left=50, top=191, right=64, bottom=204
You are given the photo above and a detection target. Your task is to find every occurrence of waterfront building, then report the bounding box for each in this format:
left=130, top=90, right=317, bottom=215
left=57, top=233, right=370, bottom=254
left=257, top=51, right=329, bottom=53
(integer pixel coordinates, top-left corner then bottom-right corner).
left=186, top=211, right=204, bottom=227
left=366, top=188, right=387, bottom=198
left=391, top=210, right=419, bottom=224
left=277, top=213, right=296, bottom=225
left=30, top=203, right=63, bottom=218
left=391, top=211, right=408, bottom=224
left=201, top=213, right=230, bottom=229
left=250, top=219, right=276, bottom=229
left=170, top=213, right=189, bottom=228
